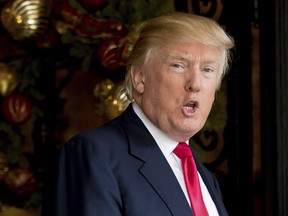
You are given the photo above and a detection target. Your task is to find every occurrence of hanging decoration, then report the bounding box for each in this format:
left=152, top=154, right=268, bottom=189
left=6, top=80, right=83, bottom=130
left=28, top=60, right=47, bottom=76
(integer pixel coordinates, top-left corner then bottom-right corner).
left=2, top=94, right=32, bottom=125
left=93, top=79, right=131, bottom=120
left=1, top=0, right=52, bottom=41
left=103, top=81, right=130, bottom=119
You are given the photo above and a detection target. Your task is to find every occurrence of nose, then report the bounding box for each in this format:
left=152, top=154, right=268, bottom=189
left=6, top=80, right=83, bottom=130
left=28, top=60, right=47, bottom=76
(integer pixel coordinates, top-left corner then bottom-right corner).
left=185, top=71, right=201, bottom=92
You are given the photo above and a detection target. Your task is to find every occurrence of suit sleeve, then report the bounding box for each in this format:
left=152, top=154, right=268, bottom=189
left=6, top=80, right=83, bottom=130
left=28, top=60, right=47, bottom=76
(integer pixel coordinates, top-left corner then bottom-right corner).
left=41, top=135, right=122, bottom=216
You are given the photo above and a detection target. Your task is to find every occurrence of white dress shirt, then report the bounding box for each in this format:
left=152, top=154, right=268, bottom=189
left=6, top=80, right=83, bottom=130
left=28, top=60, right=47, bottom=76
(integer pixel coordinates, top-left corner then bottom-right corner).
left=132, top=103, right=219, bottom=216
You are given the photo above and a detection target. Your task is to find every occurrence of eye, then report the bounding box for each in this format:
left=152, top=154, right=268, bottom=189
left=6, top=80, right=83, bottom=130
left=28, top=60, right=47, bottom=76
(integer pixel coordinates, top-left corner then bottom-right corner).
left=201, top=67, right=214, bottom=73
left=171, top=63, right=184, bottom=69
left=170, top=63, right=186, bottom=73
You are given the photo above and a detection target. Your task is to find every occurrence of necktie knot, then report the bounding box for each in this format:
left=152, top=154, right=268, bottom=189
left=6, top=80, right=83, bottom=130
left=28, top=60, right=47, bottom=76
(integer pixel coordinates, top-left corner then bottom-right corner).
left=173, top=142, right=192, bottom=158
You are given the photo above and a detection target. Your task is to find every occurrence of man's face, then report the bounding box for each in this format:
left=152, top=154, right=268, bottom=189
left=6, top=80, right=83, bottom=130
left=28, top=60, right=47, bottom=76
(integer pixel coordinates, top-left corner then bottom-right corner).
left=132, top=41, right=220, bottom=142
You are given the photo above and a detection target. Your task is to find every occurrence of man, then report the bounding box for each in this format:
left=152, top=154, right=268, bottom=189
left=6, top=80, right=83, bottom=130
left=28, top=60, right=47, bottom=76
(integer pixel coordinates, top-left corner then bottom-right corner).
left=42, top=11, right=234, bottom=216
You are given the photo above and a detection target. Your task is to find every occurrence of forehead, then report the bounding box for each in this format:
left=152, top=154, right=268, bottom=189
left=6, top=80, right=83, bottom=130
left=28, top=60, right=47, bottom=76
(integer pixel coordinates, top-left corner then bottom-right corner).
left=154, top=41, right=220, bottom=62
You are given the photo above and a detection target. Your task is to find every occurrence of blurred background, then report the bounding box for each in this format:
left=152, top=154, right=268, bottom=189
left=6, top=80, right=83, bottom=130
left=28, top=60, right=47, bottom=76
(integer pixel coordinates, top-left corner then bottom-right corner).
left=0, top=0, right=287, bottom=215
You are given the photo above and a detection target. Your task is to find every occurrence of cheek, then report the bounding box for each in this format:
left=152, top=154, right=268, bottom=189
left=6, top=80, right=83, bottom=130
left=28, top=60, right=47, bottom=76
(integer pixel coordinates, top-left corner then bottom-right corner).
left=142, top=78, right=176, bottom=109
left=202, top=84, right=217, bottom=104
left=155, top=77, right=182, bottom=100
left=144, top=70, right=170, bottom=93
left=204, top=79, right=217, bottom=94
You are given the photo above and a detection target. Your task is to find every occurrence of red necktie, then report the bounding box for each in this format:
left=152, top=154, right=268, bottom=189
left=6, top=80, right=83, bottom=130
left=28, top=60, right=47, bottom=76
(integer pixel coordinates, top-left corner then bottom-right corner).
left=173, top=142, right=209, bottom=216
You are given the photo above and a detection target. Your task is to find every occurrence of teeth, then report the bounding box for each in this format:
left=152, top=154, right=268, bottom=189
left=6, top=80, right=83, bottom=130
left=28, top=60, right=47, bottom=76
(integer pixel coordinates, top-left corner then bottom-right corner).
left=185, top=106, right=194, bottom=110
left=186, top=101, right=196, bottom=108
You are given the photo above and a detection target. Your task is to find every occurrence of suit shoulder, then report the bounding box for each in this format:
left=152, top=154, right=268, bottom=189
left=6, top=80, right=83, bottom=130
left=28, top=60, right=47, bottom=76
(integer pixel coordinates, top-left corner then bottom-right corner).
left=63, top=118, right=127, bottom=151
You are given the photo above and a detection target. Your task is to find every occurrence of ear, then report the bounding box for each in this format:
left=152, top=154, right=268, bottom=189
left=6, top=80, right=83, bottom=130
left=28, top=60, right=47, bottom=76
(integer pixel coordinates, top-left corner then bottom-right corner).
left=130, top=65, right=145, bottom=94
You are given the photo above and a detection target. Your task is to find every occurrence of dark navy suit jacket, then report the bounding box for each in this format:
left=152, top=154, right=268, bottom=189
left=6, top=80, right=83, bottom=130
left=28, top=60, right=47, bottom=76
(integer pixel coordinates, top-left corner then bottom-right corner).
left=41, top=104, right=228, bottom=216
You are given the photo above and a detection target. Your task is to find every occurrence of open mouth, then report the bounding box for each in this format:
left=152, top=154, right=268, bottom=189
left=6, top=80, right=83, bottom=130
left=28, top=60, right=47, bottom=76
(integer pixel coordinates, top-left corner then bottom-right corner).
left=181, top=100, right=198, bottom=116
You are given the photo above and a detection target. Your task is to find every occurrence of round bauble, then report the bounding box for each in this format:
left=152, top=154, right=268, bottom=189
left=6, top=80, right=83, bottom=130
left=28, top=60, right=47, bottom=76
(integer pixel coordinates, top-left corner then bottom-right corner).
left=2, top=94, right=32, bottom=124
left=104, top=82, right=130, bottom=119
left=1, top=0, right=52, bottom=41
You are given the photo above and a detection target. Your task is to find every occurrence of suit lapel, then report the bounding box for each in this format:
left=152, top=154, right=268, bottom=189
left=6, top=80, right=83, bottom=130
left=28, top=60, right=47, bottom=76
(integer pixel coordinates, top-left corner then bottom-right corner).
left=138, top=146, right=192, bottom=215
left=119, top=105, right=193, bottom=215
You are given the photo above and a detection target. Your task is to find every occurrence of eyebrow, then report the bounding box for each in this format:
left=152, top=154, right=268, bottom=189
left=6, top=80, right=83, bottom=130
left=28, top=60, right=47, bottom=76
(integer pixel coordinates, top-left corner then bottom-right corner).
left=160, top=53, right=190, bottom=65
left=167, top=53, right=190, bottom=60
left=165, top=53, right=219, bottom=64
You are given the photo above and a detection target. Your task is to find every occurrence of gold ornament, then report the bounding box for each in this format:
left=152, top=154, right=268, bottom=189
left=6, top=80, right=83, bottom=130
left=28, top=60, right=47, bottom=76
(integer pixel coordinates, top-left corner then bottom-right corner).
left=93, top=79, right=115, bottom=102
left=104, top=82, right=131, bottom=120
left=0, top=63, right=18, bottom=97
left=1, top=0, right=52, bottom=41
left=93, top=80, right=131, bottom=119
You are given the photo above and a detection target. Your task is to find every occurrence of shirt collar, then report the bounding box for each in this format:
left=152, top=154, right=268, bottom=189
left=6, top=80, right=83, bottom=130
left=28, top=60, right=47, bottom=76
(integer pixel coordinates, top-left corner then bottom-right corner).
left=132, top=103, right=181, bottom=157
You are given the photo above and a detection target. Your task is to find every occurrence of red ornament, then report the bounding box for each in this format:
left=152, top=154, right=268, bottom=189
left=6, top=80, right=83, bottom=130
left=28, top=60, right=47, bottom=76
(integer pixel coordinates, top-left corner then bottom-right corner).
left=97, top=37, right=132, bottom=70
left=79, top=0, right=109, bottom=10
left=2, top=94, right=32, bottom=124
